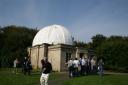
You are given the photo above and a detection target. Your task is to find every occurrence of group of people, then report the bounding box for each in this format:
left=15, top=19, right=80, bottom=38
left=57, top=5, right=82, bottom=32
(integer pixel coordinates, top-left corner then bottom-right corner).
left=22, top=57, right=32, bottom=75
left=13, top=56, right=103, bottom=85
left=13, top=57, right=32, bottom=75
left=13, top=56, right=52, bottom=85
left=67, top=57, right=104, bottom=78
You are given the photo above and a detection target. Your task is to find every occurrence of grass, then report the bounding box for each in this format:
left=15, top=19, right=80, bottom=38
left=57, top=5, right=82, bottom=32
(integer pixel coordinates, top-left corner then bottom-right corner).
left=0, top=68, right=61, bottom=85
left=59, top=74, right=128, bottom=85
left=0, top=68, right=128, bottom=85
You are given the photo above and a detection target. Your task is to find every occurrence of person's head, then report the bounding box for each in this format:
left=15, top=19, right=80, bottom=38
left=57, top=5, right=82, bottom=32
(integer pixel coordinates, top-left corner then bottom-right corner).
left=100, top=59, right=103, bottom=62
left=24, top=57, right=27, bottom=59
left=44, top=57, right=48, bottom=62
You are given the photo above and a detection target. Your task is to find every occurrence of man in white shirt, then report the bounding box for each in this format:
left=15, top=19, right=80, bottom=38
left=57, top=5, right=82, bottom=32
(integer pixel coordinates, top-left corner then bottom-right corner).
left=81, top=57, right=86, bottom=75
left=73, top=58, right=79, bottom=76
left=67, top=58, right=73, bottom=77
left=13, top=58, right=19, bottom=74
left=91, top=58, right=96, bottom=72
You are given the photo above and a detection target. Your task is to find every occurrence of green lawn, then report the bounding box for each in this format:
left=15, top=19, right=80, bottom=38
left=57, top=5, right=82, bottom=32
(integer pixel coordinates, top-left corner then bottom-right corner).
left=0, top=68, right=128, bottom=85
left=0, top=68, right=61, bottom=85
left=60, top=74, right=128, bottom=85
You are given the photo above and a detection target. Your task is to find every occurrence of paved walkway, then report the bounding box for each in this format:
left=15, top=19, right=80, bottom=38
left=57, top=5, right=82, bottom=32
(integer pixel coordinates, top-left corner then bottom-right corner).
left=104, top=71, right=128, bottom=75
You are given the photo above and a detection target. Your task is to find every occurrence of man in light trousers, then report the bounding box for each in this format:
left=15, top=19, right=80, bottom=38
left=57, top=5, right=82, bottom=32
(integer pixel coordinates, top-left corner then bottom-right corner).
left=40, top=57, right=52, bottom=85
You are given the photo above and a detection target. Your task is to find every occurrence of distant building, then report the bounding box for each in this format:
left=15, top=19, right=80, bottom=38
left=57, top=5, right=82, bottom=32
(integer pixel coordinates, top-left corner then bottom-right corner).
left=28, top=25, right=88, bottom=72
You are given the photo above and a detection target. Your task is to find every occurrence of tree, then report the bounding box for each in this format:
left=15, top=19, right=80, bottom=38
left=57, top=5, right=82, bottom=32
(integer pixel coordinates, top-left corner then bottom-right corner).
left=91, top=34, right=106, bottom=50
left=0, top=25, right=37, bottom=67
left=96, top=36, right=128, bottom=72
left=73, top=40, right=87, bottom=48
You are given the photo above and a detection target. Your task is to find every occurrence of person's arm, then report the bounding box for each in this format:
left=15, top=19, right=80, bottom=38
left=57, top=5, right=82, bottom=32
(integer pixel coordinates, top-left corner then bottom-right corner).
left=42, top=67, right=46, bottom=72
left=42, top=61, right=47, bottom=72
left=50, top=63, right=52, bottom=72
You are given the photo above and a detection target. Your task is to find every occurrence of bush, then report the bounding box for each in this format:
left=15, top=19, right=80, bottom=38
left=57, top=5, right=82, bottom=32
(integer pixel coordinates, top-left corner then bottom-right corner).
left=95, top=36, right=128, bottom=72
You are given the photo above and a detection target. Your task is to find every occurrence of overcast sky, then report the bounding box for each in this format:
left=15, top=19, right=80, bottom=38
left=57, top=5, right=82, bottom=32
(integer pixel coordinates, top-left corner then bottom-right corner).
left=0, top=0, right=128, bottom=42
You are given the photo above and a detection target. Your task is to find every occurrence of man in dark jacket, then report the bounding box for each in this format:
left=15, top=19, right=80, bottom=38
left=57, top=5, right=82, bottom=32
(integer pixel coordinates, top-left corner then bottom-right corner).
left=23, top=57, right=28, bottom=75
left=23, top=57, right=32, bottom=75
left=40, top=57, right=52, bottom=85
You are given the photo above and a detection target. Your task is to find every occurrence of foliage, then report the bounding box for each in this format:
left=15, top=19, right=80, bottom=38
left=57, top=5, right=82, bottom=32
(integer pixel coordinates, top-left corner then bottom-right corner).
left=91, top=34, right=128, bottom=72
left=0, top=25, right=37, bottom=67
left=90, top=34, right=106, bottom=50
left=73, top=40, right=87, bottom=48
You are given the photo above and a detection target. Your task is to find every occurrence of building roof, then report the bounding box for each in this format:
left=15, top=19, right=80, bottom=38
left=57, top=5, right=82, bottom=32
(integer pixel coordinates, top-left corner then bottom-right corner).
left=32, top=24, right=73, bottom=46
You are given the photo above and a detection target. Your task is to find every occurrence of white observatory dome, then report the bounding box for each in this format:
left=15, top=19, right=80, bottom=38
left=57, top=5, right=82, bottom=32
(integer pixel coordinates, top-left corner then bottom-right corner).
left=32, top=25, right=73, bottom=46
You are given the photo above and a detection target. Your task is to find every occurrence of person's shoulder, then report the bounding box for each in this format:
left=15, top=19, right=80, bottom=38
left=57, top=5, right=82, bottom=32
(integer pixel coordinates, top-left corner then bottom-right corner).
left=41, top=59, right=44, bottom=61
left=48, top=62, right=52, bottom=66
left=48, top=62, right=51, bottom=65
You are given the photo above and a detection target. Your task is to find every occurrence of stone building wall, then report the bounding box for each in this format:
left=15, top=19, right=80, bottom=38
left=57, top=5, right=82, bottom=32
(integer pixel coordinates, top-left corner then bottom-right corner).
left=76, top=47, right=88, bottom=58
left=38, top=45, right=44, bottom=68
left=28, top=44, right=88, bottom=72
left=38, top=44, right=49, bottom=69
left=60, top=45, right=76, bottom=71
left=29, top=46, right=39, bottom=69
left=48, top=45, right=61, bottom=71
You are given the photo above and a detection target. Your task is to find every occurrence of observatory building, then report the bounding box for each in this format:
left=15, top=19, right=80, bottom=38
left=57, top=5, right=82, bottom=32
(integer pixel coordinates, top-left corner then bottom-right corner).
left=28, top=25, right=88, bottom=72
